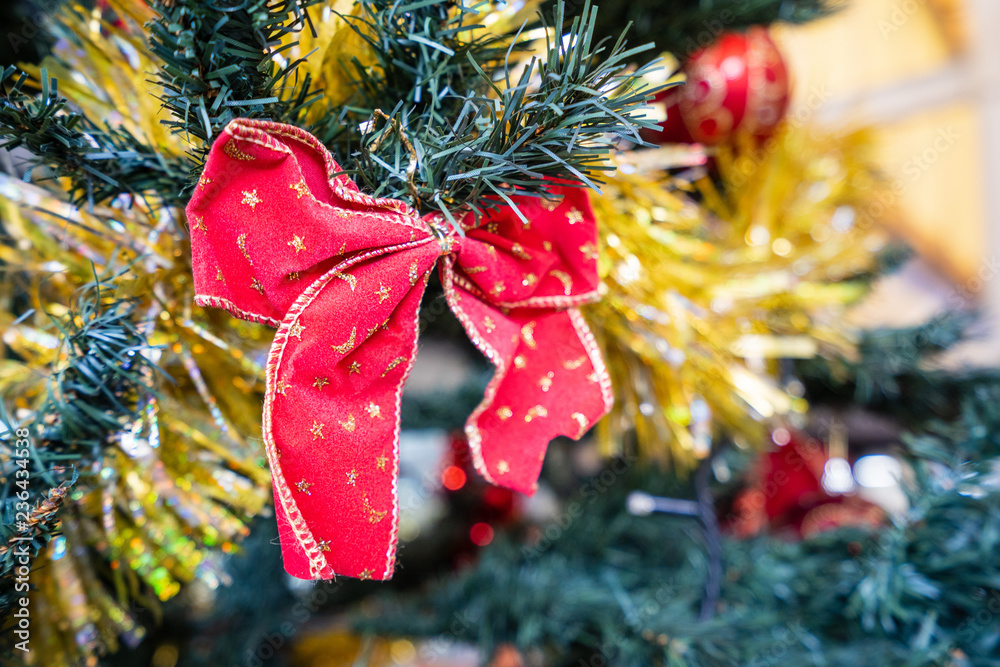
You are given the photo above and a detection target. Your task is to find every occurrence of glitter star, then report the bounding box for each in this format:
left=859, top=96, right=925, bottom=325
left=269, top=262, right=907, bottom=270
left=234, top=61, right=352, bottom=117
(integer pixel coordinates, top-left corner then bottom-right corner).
left=365, top=402, right=381, bottom=419
left=340, top=414, right=356, bottom=432
left=250, top=278, right=264, bottom=294
left=310, top=420, right=325, bottom=440
left=198, top=174, right=213, bottom=189
left=296, top=479, right=312, bottom=495
left=497, top=460, right=510, bottom=474
left=349, top=361, right=361, bottom=375
left=274, top=378, right=290, bottom=395
left=312, top=377, right=329, bottom=390
left=376, top=284, right=391, bottom=303
left=242, top=189, right=262, bottom=210
left=376, top=454, right=387, bottom=471
left=317, top=540, right=331, bottom=552
left=215, top=268, right=225, bottom=283
left=288, top=320, right=305, bottom=340
left=579, top=242, right=599, bottom=261
left=289, top=179, right=309, bottom=199
left=288, top=271, right=301, bottom=281
left=566, top=208, right=584, bottom=225
left=191, top=214, right=206, bottom=232
left=346, top=469, right=357, bottom=486
left=360, top=569, right=373, bottom=580
left=288, top=234, right=307, bottom=254
left=483, top=316, right=496, bottom=334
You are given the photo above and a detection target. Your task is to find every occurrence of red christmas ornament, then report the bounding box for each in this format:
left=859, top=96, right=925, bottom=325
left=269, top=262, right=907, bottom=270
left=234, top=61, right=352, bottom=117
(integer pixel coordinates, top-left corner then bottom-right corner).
left=187, top=119, right=613, bottom=581
left=728, top=430, right=884, bottom=539
left=650, top=27, right=790, bottom=146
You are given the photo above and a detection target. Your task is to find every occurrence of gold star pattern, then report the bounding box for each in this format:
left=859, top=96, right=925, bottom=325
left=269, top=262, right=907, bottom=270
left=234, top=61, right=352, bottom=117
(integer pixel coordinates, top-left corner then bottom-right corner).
left=483, top=316, right=496, bottom=334
left=376, top=284, right=391, bottom=303
left=550, top=270, right=573, bottom=296
left=288, top=320, right=305, bottom=340
left=290, top=179, right=310, bottom=199
left=542, top=241, right=553, bottom=251
left=331, top=327, right=357, bottom=354
left=496, top=406, right=513, bottom=421
left=224, top=140, right=255, bottom=161
left=346, top=469, right=357, bottom=486
left=579, top=242, right=599, bottom=261
left=525, top=405, right=548, bottom=422
left=317, top=540, right=331, bottom=552
left=364, top=495, right=387, bottom=524
left=313, top=377, right=329, bottom=390
left=241, top=189, right=262, bottom=210
left=311, top=420, right=325, bottom=440
left=365, top=402, right=381, bottom=419
left=237, top=233, right=252, bottom=264
left=191, top=214, right=206, bottom=232
left=288, top=271, right=301, bottom=281
left=541, top=197, right=560, bottom=211
left=360, top=568, right=373, bottom=580
left=409, top=261, right=420, bottom=286
left=382, top=357, right=407, bottom=378
left=296, top=479, right=312, bottom=495
left=521, top=322, right=538, bottom=349
left=566, top=207, right=584, bottom=225
left=288, top=234, right=307, bottom=254
left=349, top=361, right=362, bottom=375
left=376, top=454, right=387, bottom=471
left=497, top=460, right=510, bottom=474
left=251, top=278, right=265, bottom=294
left=539, top=371, right=555, bottom=392
left=274, top=378, right=290, bottom=395
left=522, top=273, right=538, bottom=288
left=340, top=414, right=356, bottom=432
left=511, top=243, right=532, bottom=260
left=491, top=281, right=505, bottom=296
left=334, top=271, right=357, bottom=291
left=514, top=355, right=527, bottom=369
left=216, top=268, right=225, bottom=283
left=198, top=174, right=213, bottom=189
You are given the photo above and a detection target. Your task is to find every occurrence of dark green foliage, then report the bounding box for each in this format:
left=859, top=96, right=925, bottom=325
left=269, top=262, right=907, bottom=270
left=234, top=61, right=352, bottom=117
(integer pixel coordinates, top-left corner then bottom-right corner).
left=362, top=431, right=1000, bottom=666
left=0, top=277, right=157, bottom=607
left=0, top=67, right=191, bottom=208
left=315, top=0, right=669, bottom=218
left=147, top=0, right=324, bottom=179
left=561, top=0, right=839, bottom=59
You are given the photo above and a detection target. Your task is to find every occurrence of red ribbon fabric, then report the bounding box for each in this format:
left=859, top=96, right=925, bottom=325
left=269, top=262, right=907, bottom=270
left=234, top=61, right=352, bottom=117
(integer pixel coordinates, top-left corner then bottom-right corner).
left=187, top=119, right=614, bottom=580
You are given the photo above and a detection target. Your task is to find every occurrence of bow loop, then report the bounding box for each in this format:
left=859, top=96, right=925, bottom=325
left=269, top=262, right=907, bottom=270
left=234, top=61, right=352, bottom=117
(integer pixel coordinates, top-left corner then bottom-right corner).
left=188, top=119, right=433, bottom=326
left=187, top=120, right=613, bottom=581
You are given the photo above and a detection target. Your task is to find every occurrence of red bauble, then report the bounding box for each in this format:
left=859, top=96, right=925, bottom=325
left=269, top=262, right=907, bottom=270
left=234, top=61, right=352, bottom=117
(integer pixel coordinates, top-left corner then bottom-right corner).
left=650, top=28, right=790, bottom=146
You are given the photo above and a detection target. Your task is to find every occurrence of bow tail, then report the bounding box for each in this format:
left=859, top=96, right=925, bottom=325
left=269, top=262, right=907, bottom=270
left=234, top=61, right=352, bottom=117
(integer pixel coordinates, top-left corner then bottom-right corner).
left=441, top=259, right=614, bottom=494
left=264, top=241, right=439, bottom=580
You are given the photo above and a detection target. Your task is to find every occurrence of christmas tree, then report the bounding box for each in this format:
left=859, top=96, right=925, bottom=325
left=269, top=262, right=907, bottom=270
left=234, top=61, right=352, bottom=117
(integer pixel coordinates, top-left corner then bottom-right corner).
left=1, top=1, right=996, bottom=666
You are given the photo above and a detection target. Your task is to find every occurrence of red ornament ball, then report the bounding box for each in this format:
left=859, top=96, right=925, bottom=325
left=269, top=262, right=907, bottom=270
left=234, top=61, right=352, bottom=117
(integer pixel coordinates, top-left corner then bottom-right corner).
left=651, top=27, right=790, bottom=146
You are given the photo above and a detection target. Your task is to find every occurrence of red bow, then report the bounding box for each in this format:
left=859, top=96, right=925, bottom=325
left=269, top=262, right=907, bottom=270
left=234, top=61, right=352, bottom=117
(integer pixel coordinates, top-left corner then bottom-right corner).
left=187, top=119, right=613, bottom=580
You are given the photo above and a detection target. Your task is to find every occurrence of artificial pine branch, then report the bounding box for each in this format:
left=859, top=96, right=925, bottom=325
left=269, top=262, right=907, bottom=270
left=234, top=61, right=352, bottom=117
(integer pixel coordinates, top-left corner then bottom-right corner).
left=0, top=67, right=190, bottom=209
left=147, top=0, right=326, bottom=178
left=0, top=277, right=157, bottom=604
left=315, top=0, right=670, bottom=218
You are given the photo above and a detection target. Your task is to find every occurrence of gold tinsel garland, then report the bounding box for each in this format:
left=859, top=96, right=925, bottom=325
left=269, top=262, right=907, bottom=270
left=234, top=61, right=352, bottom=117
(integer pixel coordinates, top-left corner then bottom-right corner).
left=587, top=129, right=888, bottom=469
left=1, top=3, right=271, bottom=664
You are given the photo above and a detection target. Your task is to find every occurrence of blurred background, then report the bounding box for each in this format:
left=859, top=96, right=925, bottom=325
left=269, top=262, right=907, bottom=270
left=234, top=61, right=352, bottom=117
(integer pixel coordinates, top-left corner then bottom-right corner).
left=2, top=1, right=1000, bottom=666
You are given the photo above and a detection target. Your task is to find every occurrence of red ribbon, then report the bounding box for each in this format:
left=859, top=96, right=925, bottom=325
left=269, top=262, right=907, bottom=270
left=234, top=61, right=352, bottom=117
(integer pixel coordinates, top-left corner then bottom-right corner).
left=187, top=119, right=613, bottom=580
